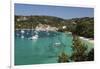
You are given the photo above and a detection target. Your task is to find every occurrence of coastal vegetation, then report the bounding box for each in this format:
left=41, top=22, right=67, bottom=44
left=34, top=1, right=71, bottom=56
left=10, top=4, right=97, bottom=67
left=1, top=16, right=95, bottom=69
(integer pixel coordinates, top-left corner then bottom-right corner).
left=86, top=48, right=94, bottom=61
left=15, top=15, right=94, bottom=63
left=57, top=36, right=94, bottom=62
left=71, top=17, right=94, bottom=38
left=71, top=36, right=88, bottom=61
left=58, top=52, right=69, bottom=63
left=15, top=15, right=94, bottom=38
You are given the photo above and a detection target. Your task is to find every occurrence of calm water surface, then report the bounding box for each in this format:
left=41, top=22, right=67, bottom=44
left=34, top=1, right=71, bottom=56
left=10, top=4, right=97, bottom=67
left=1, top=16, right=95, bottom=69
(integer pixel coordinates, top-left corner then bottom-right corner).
left=15, top=30, right=73, bottom=65
left=15, top=30, right=94, bottom=65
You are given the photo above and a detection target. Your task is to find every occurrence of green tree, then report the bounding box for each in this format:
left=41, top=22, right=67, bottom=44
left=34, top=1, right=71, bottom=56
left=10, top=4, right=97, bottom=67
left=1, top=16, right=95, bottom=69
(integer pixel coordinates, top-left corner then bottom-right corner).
left=71, top=36, right=88, bottom=61
left=58, top=52, right=69, bottom=63
left=87, top=48, right=94, bottom=61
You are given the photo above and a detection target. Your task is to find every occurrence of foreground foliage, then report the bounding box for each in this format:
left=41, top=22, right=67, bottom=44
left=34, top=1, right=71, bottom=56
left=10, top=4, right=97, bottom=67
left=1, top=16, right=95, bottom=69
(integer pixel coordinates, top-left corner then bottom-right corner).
left=58, top=36, right=94, bottom=62
left=58, top=52, right=69, bottom=63
left=71, top=36, right=88, bottom=61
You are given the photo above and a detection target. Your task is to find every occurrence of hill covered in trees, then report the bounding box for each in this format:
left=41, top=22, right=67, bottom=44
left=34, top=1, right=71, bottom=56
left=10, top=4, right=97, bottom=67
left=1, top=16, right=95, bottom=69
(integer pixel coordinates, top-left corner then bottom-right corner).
left=15, top=15, right=94, bottom=38
left=70, top=17, right=94, bottom=38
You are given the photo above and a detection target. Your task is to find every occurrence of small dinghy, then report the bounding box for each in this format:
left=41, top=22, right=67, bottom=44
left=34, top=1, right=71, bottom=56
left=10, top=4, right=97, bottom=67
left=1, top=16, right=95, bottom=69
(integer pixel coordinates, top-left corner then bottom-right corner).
left=54, top=42, right=61, bottom=47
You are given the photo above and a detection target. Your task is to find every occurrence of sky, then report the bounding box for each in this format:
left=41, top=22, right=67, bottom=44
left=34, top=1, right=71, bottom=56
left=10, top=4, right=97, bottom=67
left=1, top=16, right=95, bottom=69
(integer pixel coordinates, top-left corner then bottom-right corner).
left=15, top=3, right=94, bottom=19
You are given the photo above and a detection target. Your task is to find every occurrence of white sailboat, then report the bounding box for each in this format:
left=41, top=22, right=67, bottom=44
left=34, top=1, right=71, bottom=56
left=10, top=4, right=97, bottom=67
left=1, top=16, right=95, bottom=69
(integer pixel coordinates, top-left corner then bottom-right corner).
left=31, top=35, right=38, bottom=40
left=28, top=27, right=39, bottom=40
left=21, top=29, right=25, bottom=34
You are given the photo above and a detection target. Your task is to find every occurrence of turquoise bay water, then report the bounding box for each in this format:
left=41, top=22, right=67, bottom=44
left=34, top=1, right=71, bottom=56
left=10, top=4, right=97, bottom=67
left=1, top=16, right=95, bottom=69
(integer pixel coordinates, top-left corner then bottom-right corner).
left=15, top=30, right=73, bottom=65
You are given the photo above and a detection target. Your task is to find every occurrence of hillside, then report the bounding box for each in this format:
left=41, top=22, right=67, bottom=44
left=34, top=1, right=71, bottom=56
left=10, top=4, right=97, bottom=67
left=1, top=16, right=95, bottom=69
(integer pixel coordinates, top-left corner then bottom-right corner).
left=15, top=15, right=94, bottom=38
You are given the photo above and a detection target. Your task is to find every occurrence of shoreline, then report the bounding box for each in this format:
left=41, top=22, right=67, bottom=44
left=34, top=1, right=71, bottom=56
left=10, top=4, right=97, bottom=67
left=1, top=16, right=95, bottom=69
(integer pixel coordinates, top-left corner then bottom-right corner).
left=79, top=36, right=94, bottom=44
left=15, top=29, right=94, bottom=44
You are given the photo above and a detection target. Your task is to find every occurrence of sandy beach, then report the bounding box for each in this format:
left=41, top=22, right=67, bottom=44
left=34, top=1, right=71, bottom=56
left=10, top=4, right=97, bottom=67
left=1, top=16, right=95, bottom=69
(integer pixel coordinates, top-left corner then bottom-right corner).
left=79, top=36, right=94, bottom=44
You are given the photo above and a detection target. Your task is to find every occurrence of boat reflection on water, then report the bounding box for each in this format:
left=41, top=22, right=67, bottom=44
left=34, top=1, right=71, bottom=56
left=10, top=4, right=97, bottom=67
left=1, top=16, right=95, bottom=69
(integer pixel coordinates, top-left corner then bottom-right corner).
left=28, top=35, right=39, bottom=40
left=15, top=29, right=73, bottom=65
